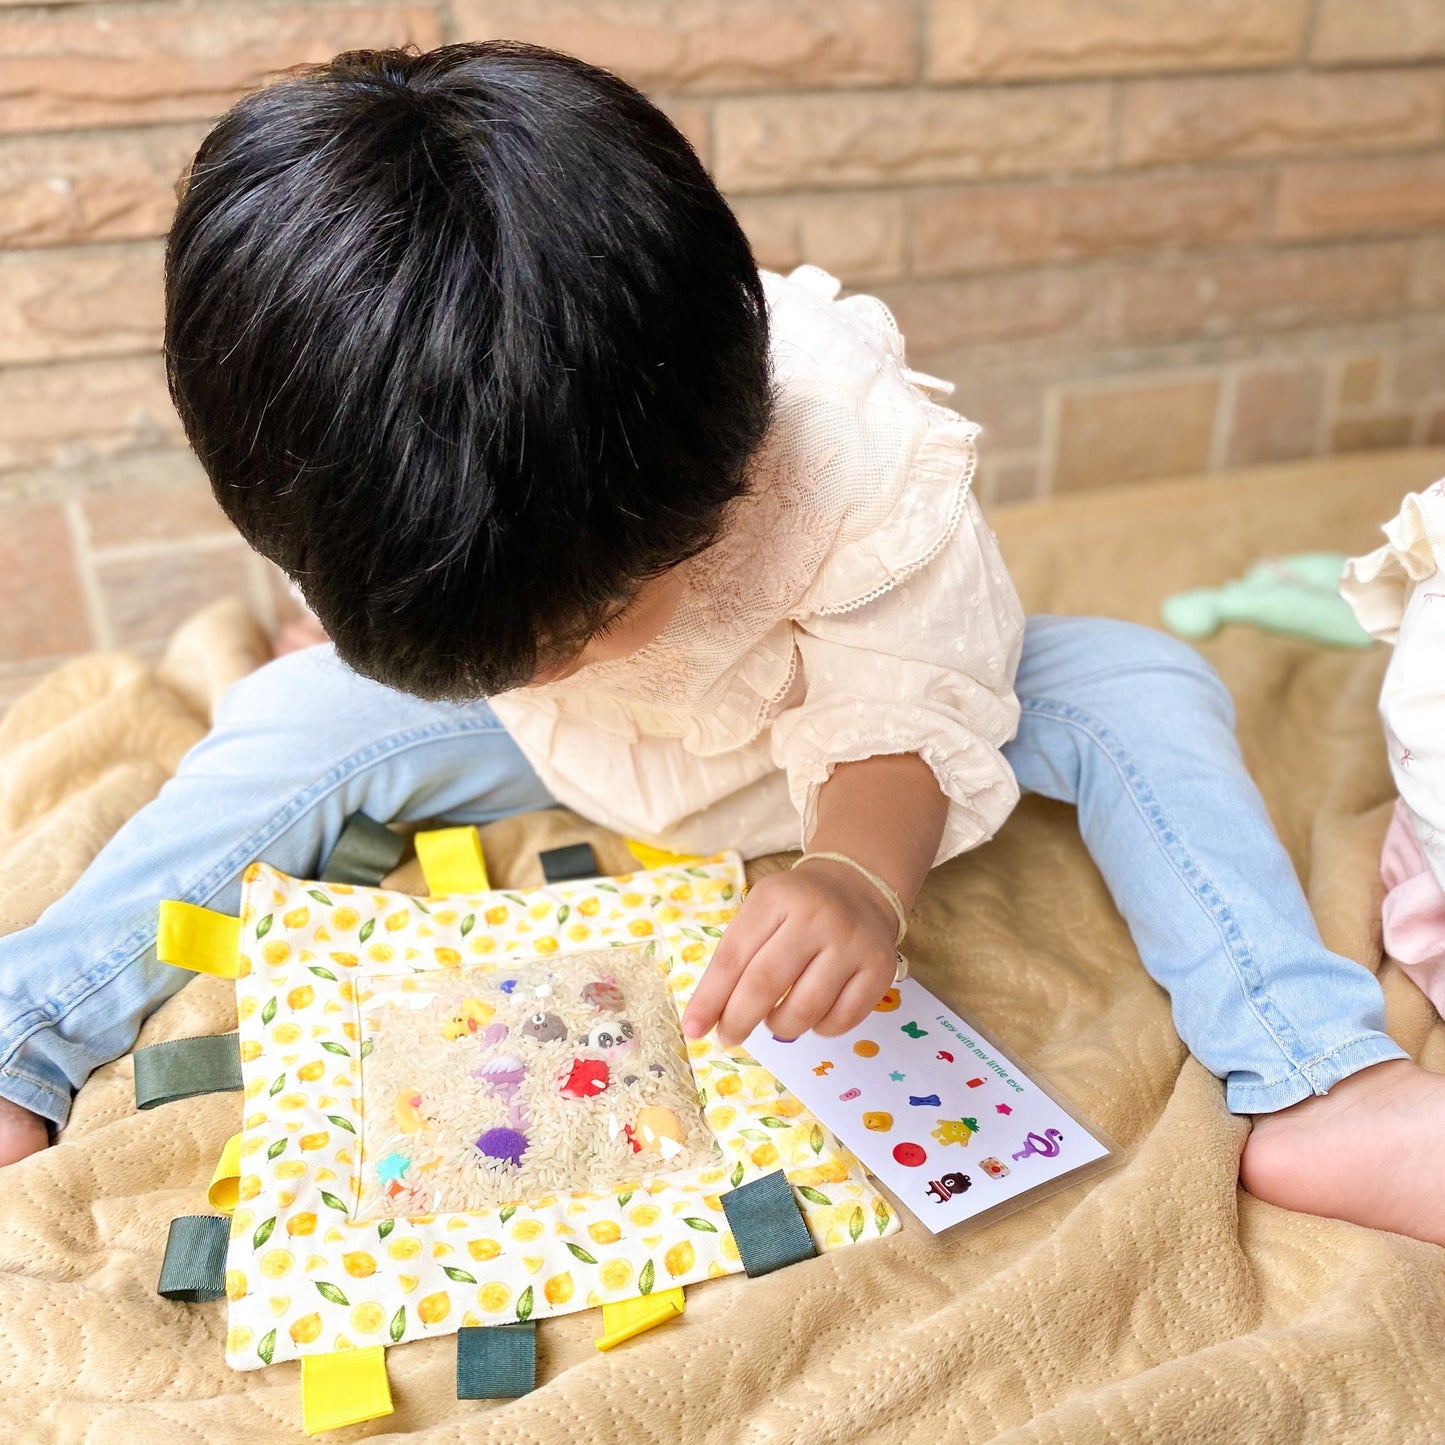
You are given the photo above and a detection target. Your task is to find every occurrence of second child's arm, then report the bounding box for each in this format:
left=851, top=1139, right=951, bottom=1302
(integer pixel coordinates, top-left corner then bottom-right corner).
left=681, top=753, right=946, bottom=1047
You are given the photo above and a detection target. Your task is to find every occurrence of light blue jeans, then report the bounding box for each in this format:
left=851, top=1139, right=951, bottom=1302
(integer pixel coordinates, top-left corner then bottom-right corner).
left=0, top=616, right=1404, bottom=1128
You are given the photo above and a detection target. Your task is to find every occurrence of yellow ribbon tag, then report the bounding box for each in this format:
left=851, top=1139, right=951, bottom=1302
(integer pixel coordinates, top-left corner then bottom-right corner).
left=624, top=839, right=703, bottom=870
left=156, top=901, right=241, bottom=979
left=206, top=1132, right=243, bottom=1214
left=595, top=1286, right=685, bottom=1351
left=300, top=1346, right=393, bottom=1435
left=414, top=826, right=490, bottom=896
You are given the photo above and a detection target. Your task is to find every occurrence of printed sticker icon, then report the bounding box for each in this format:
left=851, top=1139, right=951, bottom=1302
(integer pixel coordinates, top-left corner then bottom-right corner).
left=908, top=1094, right=942, bottom=1108
left=892, top=1142, right=927, bottom=1167
left=813, top=1061, right=834, bottom=1076
left=979, top=1157, right=1010, bottom=1180
left=874, top=988, right=902, bottom=1012
left=1012, top=1128, right=1063, bottom=1162
left=931, top=1117, right=978, bottom=1147
left=926, top=1172, right=970, bottom=1203
left=900, top=1022, right=928, bottom=1039
left=863, top=1112, right=894, bottom=1132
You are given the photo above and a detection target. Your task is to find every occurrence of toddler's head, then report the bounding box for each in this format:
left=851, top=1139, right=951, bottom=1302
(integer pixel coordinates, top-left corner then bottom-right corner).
left=165, top=42, right=772, bottom=697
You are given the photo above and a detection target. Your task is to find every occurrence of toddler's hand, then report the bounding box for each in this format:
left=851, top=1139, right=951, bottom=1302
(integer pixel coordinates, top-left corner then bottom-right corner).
left=680, top=859, right=898, bottom=1048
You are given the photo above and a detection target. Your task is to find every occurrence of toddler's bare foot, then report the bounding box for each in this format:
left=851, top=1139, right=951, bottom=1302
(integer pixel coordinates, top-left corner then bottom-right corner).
left=1240, top=1059, right=1445, bottom=1247
left=0, top=1096, right=50, bottom=1166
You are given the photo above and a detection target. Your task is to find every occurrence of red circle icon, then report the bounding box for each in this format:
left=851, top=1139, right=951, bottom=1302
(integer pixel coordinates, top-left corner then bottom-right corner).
left=892, top=1142, right=927, bottom=1167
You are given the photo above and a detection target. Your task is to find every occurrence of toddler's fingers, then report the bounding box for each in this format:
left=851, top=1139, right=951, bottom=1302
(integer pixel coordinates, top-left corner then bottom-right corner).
left=715, top=931, right=815, bottom=1049
left=763, top=958, right=848, bottom=1042
left=681, top=899, right=781, bottom=1039
left=812, top=965, right=894, bottom=1039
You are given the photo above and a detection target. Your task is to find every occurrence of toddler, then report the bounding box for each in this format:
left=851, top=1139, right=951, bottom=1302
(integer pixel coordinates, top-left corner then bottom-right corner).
left=2, top=43, right=1441, bottom=1247
left=1344, top=484, right=1445, bottom=1012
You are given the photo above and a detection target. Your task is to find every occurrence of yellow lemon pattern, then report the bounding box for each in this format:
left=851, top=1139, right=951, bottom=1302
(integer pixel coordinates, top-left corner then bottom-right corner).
left=224, top=855, right=895, bottom=1372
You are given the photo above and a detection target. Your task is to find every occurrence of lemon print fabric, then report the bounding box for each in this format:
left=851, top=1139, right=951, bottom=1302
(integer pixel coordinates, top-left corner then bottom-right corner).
left=225, top=854, right=898, bottom=1372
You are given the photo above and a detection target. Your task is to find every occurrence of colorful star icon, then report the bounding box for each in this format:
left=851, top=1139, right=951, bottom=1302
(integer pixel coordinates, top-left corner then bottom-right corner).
left=995, top=1103, right=1012, bottom=1115
left=375, top=1150, right=411, bottom=1184
left=889, top=1070, right=905, bottom=1082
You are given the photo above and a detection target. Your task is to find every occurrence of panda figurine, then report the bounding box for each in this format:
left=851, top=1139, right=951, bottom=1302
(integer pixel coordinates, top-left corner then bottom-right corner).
left=576, top=1020, right=635, bottom=1052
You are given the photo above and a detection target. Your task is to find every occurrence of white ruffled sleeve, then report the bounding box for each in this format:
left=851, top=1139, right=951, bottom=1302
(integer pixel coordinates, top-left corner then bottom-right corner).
left=1343, top=483, right=1445, bottom=889
left=769, top=490, right=1025, bottom=865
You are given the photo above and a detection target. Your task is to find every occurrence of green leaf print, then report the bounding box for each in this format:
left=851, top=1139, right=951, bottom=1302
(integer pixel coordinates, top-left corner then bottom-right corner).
left=848, top=1206, right=865, bottom=1243
left=460, top=913, right=476, bottom=937
left=378, top=1219, right=395, bottom=1240
left=308, top=965, right=338, bottom=982
left=701, top=926, right=724, bottom=938
left=358, top=918, right=375, bottom=944
left=253, top=1217, right=276, bottom=1249
left=516, top=1286, right=534, bottom=1322
left=319, top=1041, right=351, bottom=1057
left=255, top=914, right=273, bottom=939
left=413, top=897, right=431, bottom=915
left=739, top=1129, right=769, bottom=1143
left=758, top=1117, right=789, bottom=1129
left=315, top=1281, right=350, bottom=1306
left=443, top=1266, right=477, bottom=1284
left=732, top=1054, right=759, bottom=1068
left=638, top=1259, right=655, bottom=1295
left=260, top=996, right=277, bottom=1026
left=389, top=1306, right=406, bottom=1342
left=360, top=1038, right=373, bottom=1059
left=796, top=1187, right=831, bottom=1207
left=498, top=1205, right=516, bottom=1225
left=810, top=1124, right=825, bottom=1156
left=269, top=1073, right=286, bottom=1097
left=565, top=1242, right=598, bottom=1265
left=308, top=890, right=333, bottom=906
left=595, top=882, right=619, bottom=893
left=874, top=1200, right=891, bottom=1235
left=257, top=1329, right=276, bottom=1365
left=681, top=1218, right=718, bottom=1233
left=320, top=1191, right=350, bottom=1214
left=267, top=1139, right=287, bottom=1161
left=730, top=1162, right=745, bottom=1188
left=326, top=1114, right=356, bottom=1133
left=504, top=893, right=527, bottom=907
left=616, top=1191, right=632, bottom=1208
left=556, top=904, right=570, bottom=925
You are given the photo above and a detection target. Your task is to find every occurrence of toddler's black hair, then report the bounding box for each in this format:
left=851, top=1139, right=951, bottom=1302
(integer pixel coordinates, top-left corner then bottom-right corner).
left=165, top=41, right=772, bottom=698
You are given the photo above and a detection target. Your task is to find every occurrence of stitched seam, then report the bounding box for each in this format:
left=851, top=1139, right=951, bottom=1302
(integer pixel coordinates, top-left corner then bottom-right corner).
left=0, top=713, right=508, bottom=1070
left=1018, top=693, right=1310, bottom=1074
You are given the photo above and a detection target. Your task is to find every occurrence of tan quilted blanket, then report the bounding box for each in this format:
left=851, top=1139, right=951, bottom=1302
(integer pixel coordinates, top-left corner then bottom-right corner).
left=2, top=449, right=1444, bottom=1444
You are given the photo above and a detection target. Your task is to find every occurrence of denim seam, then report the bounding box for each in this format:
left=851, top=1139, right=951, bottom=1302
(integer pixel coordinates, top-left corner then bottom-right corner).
left=1227, top=1033, right=1408, bottom=1109
left=1017, top=692, right=1315, bottom=1079
left=0, top=712, right=510, bottom=1074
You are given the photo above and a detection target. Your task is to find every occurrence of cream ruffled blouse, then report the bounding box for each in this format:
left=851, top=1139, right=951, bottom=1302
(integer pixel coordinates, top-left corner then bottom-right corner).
left=1342, top=480, right=1445, bottom=888
left=490, top=266, right=1026, bottom=862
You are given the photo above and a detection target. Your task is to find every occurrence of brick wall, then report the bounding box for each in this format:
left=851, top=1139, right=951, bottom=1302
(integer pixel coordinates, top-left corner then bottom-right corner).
left=2, top=0, right=1444, bottom=692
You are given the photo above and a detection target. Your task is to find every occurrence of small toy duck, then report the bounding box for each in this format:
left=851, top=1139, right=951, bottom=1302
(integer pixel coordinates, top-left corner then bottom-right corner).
left=441, top=996, right=495, bottom=1040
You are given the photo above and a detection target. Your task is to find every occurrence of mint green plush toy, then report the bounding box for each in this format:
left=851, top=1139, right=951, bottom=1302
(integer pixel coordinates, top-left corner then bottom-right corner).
left=1161, top=552, right=1373, bottom=649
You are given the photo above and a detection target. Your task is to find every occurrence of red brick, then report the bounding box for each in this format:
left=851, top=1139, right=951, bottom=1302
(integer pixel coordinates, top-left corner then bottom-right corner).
left=978, top=454, right=1041, bottom=506
left=1426, top=407, right=1445, bottom=445
left=0, top=356, right=182, bottom=473
left=1223, top=364, right=1326, bottom=467
left=95, top=542, right=260, bottom=649
left=1118, top=69, right=1445, bottom=167
left=82, top=481, right=234, bottom=550
left=1393, top=341, right=1445, bottom=403
left=657, top=100, right=712, bottom=169
left=0, top=127, right=202, bottom=249
left=453, top=0, right=915, bottom=92
left=1275, top=153, right=1445, bottom=240
left=870, top=273, right=1096, bottom=362
left=927, top=0, right=1309, bottom=82
left=1313, top=0, right=1445, bottom=64
left=1338, top=356, right=1383, bottom=408
left=1105, top=242, right=1414, bottom=345
left=0, top=6, right=442, bottom=134
left=1414, top=238, right=1445, bottom=307
left=732, top=193, right=906, bottom=285
left=0, top=244, right=162, bottom=366
left=912, top=173, right=1267, bottom=277
left=0, top=503, right=91, bottom=661
left=1331, top=413, right=1416, bottom=451
left=1053, top=376, right=1220, bottom=491
left=713, top=86, right=1111, bottom=195
left=955, top=381, right=1046, bottom=452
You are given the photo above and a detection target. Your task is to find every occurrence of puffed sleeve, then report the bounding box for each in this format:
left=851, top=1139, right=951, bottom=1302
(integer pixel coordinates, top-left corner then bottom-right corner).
left=1343, top=483, right=1445, bottom=889
left=769, top=490, right=1025, bottom=864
